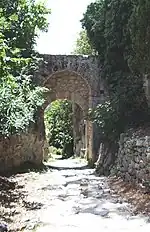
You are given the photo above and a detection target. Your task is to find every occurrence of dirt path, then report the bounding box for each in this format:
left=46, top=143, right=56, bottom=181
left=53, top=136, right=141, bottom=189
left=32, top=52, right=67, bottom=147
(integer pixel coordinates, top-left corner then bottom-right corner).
left=0, top=158, right=150, bottom=231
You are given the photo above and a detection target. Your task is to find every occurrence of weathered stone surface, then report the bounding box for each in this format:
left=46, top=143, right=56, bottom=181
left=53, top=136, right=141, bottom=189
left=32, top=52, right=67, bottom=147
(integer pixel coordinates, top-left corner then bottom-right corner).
left=114, top=132, right=150, bottom=189
left=0, top=133, right=43, bottom=173
left=147, top=153, right=150, bottom=161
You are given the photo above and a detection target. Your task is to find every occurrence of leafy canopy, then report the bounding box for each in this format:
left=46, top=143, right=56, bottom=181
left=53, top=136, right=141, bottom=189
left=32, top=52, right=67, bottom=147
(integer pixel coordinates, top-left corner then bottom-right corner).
left=1, top=0, right=50, bottom=56
left=82, top=0, right=149, bottom=141
left=0, top=0, right=50, bottom=136
left=72, top=30, right=95, bottom=55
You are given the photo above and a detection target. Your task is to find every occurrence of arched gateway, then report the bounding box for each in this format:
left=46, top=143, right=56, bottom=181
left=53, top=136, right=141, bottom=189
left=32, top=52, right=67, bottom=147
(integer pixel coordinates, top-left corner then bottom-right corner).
left=36, top=55, right=105, bottom=163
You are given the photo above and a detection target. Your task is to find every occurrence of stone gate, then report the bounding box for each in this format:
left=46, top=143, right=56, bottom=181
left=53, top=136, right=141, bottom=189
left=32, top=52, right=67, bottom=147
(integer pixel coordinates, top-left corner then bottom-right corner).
left=36, top=55, right=105, bottom=162
left=0, top=54, right=106, bottom=173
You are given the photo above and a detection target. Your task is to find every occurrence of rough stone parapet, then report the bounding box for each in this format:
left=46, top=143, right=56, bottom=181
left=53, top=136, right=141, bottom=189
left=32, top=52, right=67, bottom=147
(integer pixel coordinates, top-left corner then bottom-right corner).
left=38, top=54, right=105, bottom=98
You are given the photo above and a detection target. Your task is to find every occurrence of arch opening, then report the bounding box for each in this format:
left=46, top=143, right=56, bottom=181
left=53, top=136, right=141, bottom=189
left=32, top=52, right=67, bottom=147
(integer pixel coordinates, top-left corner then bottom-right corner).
left=43, top=99, right=86, bottom=161
left=39, top=70, right=94, bottom=163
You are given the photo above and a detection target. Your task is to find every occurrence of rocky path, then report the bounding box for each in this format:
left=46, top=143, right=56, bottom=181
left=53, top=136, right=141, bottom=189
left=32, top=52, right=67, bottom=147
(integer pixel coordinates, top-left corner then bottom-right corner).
left=0, top=158, right=150, bottom=231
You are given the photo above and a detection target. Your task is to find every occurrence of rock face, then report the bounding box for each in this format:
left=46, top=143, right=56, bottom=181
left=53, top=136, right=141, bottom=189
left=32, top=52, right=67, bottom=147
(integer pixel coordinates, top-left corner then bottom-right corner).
left=113, top=131, right=150, bottom=189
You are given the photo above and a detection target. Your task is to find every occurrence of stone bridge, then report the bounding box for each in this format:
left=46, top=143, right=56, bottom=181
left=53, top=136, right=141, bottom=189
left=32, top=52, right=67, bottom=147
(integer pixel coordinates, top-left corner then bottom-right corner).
left=36, top=55, right=105, bottom=163
left=0, top=55, right=106, bottom=172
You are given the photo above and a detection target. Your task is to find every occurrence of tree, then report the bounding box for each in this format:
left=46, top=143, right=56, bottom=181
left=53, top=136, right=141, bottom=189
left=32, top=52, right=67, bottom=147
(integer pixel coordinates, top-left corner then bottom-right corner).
left=129, top=0, right=150, bottom=74
left=82, top=0, right=149, bottom=142
left=0, top=0, right=50, bottom=136
left=1, top=0, right=50, bottom=57
left=72, top=30, right=95, bottom=55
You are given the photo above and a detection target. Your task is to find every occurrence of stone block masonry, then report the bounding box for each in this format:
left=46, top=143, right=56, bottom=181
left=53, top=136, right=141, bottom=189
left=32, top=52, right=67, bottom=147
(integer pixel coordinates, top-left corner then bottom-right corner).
left=0, top=133, right=43, bottom=173
left=114, top=131, right=150, bottom=189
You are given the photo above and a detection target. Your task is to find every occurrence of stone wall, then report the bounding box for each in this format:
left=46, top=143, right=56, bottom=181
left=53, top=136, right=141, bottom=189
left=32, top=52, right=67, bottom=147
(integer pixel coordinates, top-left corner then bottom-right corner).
left=0, top=133, right=44, bottom=173
left=114, top=131, right=150, bottom=188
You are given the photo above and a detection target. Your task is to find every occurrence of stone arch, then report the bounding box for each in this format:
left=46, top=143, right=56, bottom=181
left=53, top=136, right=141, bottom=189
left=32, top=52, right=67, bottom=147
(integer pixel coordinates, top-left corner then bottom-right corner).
left=43, top=70, right=92, bottom=114
left=41, top=70, right=93, bottom=160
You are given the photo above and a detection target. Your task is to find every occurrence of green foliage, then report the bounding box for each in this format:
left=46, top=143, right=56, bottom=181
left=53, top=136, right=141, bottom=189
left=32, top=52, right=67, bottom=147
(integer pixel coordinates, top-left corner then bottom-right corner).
left=0, top=0, right=50, bottom=136
left=129, top=0, right=150, bottom=74
left=81, top=0, right=106, bottom=60
left=44, top=100, right=74, bottom=158
left=89, top=101, right=120, bottom=142
left=72, top=30, right=95, bottom=55
left=1, top=0, right=50, bottom=57
left=83, top=0, right=149, bottom=141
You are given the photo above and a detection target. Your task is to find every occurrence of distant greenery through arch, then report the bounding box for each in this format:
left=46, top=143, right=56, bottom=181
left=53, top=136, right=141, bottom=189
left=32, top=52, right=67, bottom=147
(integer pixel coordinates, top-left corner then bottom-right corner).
left=44, top=100, right=74, bottom=159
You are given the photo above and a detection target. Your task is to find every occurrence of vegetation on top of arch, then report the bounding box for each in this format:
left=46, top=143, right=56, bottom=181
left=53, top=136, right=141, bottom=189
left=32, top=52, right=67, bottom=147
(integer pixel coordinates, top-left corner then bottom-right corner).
left=82, top=0, right=150, bottom=141
left=72, top=30, right=96, bottom=55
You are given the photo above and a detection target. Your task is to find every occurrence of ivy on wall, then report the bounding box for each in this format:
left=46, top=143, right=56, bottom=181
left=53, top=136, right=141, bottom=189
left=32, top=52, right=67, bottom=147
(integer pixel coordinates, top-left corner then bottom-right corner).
left=83, top=0, right=149, bottom=141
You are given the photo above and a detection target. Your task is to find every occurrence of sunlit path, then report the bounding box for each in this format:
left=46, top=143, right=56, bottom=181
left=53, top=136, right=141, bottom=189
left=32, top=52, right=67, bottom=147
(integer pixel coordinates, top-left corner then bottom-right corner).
left=1, top=159, right=149, bottom=231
